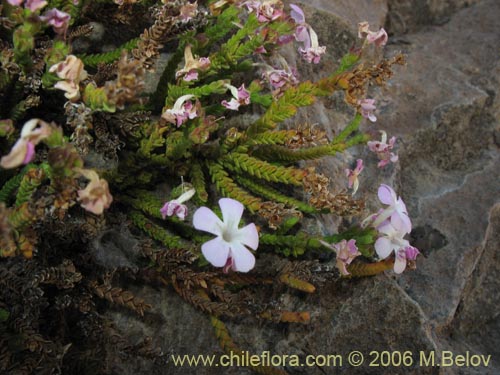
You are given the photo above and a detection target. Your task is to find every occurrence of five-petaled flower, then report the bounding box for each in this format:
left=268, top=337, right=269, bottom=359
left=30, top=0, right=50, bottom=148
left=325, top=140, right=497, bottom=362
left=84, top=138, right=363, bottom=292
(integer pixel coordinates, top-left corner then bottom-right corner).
left=290, top=4, right=326, bottom=64
left=193, top=198, right=259, bottom=273
left=162, top=95, right=198, bottom=126
left=367, top=130, right=398, bottom=168
left=0, top=119, right=52, bottom=169
left=221, top=84, right=251, bottom=111
left=77, top=169, right=113, bottom=215
left=345, top=159, right=364, bottom=195
left=175, top=45, right=210, bottom=82
left=160, top=188, right=195, bottom=221
left=358, top=21, right=388, bottom=47
left=358, top=98, right=377, bottom=122
left=321, top=239, right=361, bottom=276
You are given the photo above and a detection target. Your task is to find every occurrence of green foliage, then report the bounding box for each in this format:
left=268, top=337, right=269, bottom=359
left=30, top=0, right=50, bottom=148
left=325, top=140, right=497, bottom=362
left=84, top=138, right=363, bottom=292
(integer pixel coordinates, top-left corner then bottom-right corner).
left=331, top=114, right=363, bottom=144
left=235, top=175, right=317, bottom=214
left=13, top=23, right=38, bottom=70
left=0, top=308, right=9, bottom=322
left=260, top=233, right=323, bottom=257
left=210, top=13, right=263, bottom=70
left=207, top=162, right=262, bottom=212
left=0, top=164, right=36, bottom=204
left=129, top=210, right=184, bottom=249
left=79, top=38, right=139, bottom=68
left=190, top=162, right=208, bottom=204
left=251, top=133, right=367, bottom=163
left=223, top=153, right=305, bottom=185
left=165, top=80, right=229, bottom=107
left=7, top=202, right=35, bottom=230
left=9, top=98, right=30, bottom=122
left=83, top=83, right=116, bottom=112
left=324, top=226, right=378, bottom=258
left=202, top=6, right=239, bottom=50
left=336, top=53, right=361, bottom=74
left=247, top=82, right=318, bottom=135
left=15, top=168, right=45, bottom=206
left=248, top=80, right=273, bottom=107
left=245, top=130, right=298, bottom=146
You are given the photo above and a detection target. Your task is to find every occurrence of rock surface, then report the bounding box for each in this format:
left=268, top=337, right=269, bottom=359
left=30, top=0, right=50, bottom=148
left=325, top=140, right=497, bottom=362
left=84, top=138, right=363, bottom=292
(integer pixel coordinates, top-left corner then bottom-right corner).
left=110, top=1, right=500, bottom=374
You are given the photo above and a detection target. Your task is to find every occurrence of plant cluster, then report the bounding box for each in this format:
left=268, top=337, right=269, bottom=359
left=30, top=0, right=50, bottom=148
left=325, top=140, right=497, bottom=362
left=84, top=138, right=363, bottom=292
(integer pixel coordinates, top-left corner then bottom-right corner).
left=0, top=0, right=418, bottom=373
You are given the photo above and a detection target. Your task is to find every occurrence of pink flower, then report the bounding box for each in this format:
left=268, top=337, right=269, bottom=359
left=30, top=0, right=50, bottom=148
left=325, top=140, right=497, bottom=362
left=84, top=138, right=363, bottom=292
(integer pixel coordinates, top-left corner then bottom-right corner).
left=375, top=222, right=419, bottom=274
left=0, top=119, right=52, bottom=169
left=372, top=184, right=412, bottom=234
left=345, top=159, right=363, bottom=195
left=7, top=0, right=47, bottom=11
left=321, top=239, right=361, bottom=276
left=261, top=64, right=299, bottom=92
left=221, top=84, right=251, bottom=111
left=77, top=169, right=113, bottom=215
left=289, top=3, right=305, bottom=23
left=41, top=8, right=71, bottom=35
left=254, top=45, right=267, bottom=54
left=183, top=70, right=199, bottom=82
left=25, top=0, right=47, bottom=11
left=55, top=80, right=83, bottom=101
left=223, top=256, right=235, bottom=274
left=243, top=0, right=283, bottom=22
left=49, top=55, right=87, bottom=82
left=175, top=45, right=211, bottom=82
left=359, top=98, right=377, bottom=122
left=193, top=198, right=259, bottom=273
left=160, top=188, right=195, bottom=221
left=367, top=130, right=398, bottom=168
left=162, top=95, right=198, bottom=127
left=358, top=21, right=388, bottom=47
left=49, top=55, right=88, bottom=101
left=290, top=4, right=326, bottom=64
left=179, top=1, right=198, bottom=23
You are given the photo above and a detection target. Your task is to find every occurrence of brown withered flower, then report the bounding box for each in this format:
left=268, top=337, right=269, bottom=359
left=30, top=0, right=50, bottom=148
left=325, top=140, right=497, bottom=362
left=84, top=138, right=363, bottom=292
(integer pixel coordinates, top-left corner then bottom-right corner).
left=76, top=169, right=113, bottom=215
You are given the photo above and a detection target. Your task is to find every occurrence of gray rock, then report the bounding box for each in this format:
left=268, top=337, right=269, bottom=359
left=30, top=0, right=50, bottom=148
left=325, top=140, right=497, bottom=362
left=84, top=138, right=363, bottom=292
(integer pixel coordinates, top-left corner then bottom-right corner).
left=386, top=0, right=481, bottom=35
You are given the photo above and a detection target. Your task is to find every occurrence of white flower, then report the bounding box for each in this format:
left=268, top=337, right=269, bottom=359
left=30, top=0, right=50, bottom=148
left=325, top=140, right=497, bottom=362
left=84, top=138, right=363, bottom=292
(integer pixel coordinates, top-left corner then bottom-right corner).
left=193, top=198, right=259, bottom=272
left=375, top=222, right=419, bottom=274
left=372, top=184, right=412, bottom=234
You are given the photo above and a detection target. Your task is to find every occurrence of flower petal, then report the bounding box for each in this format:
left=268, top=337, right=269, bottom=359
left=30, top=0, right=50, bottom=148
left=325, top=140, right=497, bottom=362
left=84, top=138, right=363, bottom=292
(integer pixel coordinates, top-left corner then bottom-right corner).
left=391, top=212, right=412, bottom=234
left=289, top=4, right=305, bottom=24
left=394, top=250, right=407, bottom=274
left=374, top=237, right=392, bottom=259
left=235, top=223, right=259, bottom=250
left=230, top=241, right=255, bottom=273
left=378, top=184, right=396, bottom=205
left=201, top=237, right=230, bottom=267
left=219, top=198, right=244, bottom=230
left=0, top=139, right=29, bottom=169
left=193, top=206, right=224, bottom=236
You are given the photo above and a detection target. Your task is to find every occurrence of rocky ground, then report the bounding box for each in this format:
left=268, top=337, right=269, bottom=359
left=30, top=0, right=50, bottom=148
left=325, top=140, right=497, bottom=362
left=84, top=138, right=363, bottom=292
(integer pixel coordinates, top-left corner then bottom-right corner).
left=110, top=1, right=500, bottom=374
